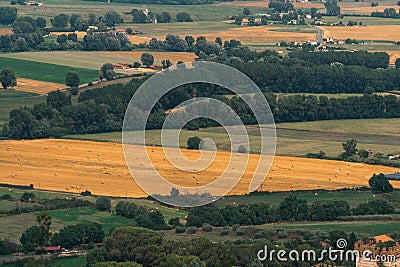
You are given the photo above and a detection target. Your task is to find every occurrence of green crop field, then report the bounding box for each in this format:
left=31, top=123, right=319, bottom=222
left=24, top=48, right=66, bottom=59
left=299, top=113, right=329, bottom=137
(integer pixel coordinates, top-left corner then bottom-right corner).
left=0, top=90, right=46, bottom=126
left=0, top=57, right=98, bottom=84
left=65, top=118, right=400, bottom=157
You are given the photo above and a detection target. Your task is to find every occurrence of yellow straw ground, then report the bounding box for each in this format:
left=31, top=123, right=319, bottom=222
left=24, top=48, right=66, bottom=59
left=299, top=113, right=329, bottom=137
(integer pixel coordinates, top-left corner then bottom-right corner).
left=0, top=139, right=398, bottom=198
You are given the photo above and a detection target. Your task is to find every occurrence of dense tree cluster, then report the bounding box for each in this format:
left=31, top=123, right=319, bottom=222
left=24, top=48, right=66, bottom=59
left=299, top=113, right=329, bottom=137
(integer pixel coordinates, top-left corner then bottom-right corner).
left=324, top=0, right=341, bottom=16
left=82, top=32, right=131, bottom=51
left=52, top=223, right=105, bottom=248
left=0, top=7, right=17, bottom=25
left=4, top=77, right=400, bottom=139
left=268, top=0, right=294, bottom=13
left=186, top=195, right=395, bottom=227
left=115, top=201, right=169, bottom=230
left=371, top=8, right=400, bottom=18
left=288, top=50, right=389, bottom=69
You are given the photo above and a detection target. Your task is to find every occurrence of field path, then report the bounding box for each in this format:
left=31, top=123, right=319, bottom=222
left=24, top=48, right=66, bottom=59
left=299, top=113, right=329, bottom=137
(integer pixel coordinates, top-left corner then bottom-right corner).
left=0, top=139, right=398, bottom=198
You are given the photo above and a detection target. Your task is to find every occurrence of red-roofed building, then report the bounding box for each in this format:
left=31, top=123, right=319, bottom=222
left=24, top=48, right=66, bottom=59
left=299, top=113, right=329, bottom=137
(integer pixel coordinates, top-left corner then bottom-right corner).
left=44, top=246, right=61, bottom=254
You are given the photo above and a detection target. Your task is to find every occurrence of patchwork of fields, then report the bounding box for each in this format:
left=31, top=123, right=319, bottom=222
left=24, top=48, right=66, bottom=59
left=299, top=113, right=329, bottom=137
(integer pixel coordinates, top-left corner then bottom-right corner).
left=0, top=139, right=398, bottom=198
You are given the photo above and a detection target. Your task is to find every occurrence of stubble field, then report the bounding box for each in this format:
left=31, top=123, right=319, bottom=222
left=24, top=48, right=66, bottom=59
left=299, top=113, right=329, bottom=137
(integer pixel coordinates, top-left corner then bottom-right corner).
left=0, top=139, right=398, bottom=198
left=320, top=25, right=400, bottom=41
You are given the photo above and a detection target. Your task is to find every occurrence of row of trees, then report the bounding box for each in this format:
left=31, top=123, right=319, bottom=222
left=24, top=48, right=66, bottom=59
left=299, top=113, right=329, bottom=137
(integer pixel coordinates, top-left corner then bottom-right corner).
left=186, top=193, right=395, bottom=227
left=131, top=9, right=192, bottom=23
left=4, top=81, right=400, bottom=139
left=288, top=50, right=390, bottom=69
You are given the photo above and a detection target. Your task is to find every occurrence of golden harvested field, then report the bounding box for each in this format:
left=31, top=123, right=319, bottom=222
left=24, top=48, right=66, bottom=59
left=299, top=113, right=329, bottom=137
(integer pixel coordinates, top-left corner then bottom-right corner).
left=320, top=25, right=400, bottom=41
left=0, top=139, right=398, bottom=198
left=341, top=5, right=400, bottom=14
left=104, top=51, right=197, bottom=64
left=13, top=78, right=65, bottom=95
left=293, top=2, right=325, bottom=8
left=0, top=28, right=12, bottom=36
left=151, top=26, right=316, bottom=45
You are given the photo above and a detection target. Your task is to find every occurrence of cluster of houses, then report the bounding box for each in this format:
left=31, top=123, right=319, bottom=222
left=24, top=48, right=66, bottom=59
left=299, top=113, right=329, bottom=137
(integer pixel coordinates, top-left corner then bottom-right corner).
left=112, top=63, right=163, bottom=71
left=23, top=0, right=42, bottom=5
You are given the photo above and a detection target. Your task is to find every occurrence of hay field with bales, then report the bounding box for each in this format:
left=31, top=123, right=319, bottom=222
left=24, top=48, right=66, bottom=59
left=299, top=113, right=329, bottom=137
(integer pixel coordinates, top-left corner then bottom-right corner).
left=0, top=139, right=398, bottom=198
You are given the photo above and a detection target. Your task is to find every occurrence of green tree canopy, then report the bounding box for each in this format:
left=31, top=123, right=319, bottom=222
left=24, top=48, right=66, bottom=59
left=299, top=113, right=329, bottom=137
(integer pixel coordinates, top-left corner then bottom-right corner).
left=0, top=69, right=17, bottom=89
left=369, top=173, right=393, bottom=193
left=65, top=71, right=80, bottom=88
left=141, top=52, right=154, bottom=67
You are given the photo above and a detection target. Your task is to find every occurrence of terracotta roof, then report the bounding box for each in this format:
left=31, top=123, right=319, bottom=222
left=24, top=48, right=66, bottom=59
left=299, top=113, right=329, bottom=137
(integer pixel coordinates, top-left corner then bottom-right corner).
left=374, top=235, right=394, bottom=243
left=44, top=246, right=61, bottom=251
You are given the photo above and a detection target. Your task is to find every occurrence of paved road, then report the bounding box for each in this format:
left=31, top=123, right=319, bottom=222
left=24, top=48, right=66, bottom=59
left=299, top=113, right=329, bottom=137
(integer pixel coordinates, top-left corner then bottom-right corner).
left=313, top=26, right=324, bottom=43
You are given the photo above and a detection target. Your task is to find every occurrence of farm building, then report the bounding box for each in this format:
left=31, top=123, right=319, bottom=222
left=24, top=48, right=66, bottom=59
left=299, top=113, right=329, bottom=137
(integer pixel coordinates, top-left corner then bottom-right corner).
left=355, top=235, right=400, bottom=267
left=43, top=246, right=62, bottom=254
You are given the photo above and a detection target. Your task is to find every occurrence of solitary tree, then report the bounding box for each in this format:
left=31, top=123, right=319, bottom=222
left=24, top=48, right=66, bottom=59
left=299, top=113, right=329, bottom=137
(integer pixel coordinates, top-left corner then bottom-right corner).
left=162, top=59, right=172, bottom=69
left=65, top=71, right=80, bottom=88
left=100, top=63, right=114, bottom=80
left=395, top=58, right=400, bottom=69
left=133, top=61, right=141, bottom=68
left=37, top=212, right=52, bottom=267
left=141, top=52, right=154, bottom=67
left=243, top=7, right=251, bottom=16
left=340, top=139, right=358, bottom=159
left=0, top=69, right=17, bottom=89
left=369, top=173, right=393, bottom=193
left=187, top=136, right=201, bottom=150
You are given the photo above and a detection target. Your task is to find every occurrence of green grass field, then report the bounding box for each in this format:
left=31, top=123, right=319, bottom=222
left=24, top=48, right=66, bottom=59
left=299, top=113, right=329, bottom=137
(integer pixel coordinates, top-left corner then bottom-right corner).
left=0, top=256, right=85, bottom=267
left=0, top=90, right=46, bottom=126
left=0, top=57, right=98, bottom=84
left=65, top=118, right=400, bottom=157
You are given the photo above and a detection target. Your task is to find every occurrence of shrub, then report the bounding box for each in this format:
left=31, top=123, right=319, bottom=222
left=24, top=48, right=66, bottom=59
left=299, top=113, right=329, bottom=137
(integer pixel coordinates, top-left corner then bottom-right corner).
left=221, top=226, right=230, bottom=236
left=20, top=192, right=34, bottom=202
left=70, top=87, right=79, bottom=95
left=187, top=136, right=201, bottom=150
left=80, top=190, right=92, bottom=196
left=175, top=227, right=185, bottom=234
left=202, top=223, right=213, bottom=232
left=95, top=196, right=111, bottom=211
left=186, top=226, right=197, bottom=234
left=237, top=145, right=248, bottom=153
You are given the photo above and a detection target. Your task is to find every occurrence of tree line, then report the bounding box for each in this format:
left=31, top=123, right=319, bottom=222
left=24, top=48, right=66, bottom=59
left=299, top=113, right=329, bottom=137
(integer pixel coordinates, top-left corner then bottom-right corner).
left=288, top=50, right=389, bottom=69
left=186, top=194, right=396, bottom=227
left=4, top=81, right=400, bottom=139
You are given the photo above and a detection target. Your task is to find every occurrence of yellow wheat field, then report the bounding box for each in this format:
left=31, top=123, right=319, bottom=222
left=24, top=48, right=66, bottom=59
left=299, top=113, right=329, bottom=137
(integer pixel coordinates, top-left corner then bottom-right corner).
left=320, top=25, right=400, bottom=42
left=149, top=27, right=316, bottom=45
left=104, top=51, right=197, bottom=64
left=0, top=139, right=398, bottom=198
left=13, top=78, right=65, bottom=95
left=341, top=5, right=400, bottom=14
